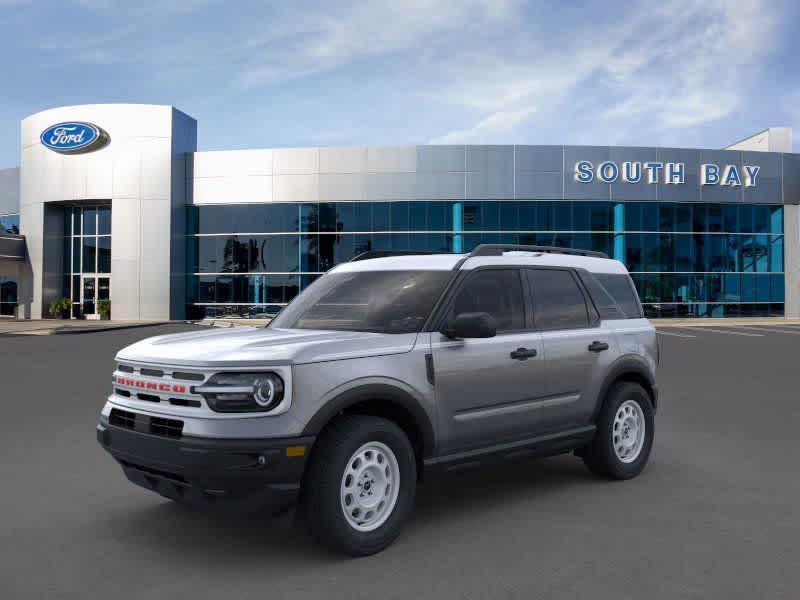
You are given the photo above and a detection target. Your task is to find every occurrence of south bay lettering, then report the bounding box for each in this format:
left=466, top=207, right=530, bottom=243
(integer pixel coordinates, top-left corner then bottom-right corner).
left=574, top=161, right=760, bottom=187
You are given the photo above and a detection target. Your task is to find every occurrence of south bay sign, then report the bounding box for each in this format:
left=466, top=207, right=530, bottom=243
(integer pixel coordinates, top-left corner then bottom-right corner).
left=574, top=160, right=760, bottom=187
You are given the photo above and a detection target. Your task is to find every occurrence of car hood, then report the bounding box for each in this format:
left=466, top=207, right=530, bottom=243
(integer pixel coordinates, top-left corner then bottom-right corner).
left=115, top=326, right=419, bottom=367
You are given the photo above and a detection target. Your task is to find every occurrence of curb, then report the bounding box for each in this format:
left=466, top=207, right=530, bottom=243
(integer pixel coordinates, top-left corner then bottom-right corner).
left=3, top=321, right=172, bottom=336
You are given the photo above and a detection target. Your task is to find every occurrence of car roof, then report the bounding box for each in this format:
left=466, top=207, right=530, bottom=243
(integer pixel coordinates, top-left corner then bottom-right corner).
left=331, top=251, right=629, bottom=275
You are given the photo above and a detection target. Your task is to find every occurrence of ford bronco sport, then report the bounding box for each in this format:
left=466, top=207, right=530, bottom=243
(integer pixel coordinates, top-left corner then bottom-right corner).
left=97, top=244, right=658, bottom=556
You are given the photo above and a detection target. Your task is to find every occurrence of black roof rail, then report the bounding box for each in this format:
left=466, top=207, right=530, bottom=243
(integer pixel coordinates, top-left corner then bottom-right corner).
left=468, top=244, right=609, bottom=259
left=350, top=250, right=448, bottom=262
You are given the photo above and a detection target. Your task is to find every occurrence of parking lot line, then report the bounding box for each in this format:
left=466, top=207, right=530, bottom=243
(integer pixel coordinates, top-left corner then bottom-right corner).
left=733, top=325, right=800, bottom=335
left=691, top=327, right=764, bottom=337
left=656, top=330, right=696, bottom=338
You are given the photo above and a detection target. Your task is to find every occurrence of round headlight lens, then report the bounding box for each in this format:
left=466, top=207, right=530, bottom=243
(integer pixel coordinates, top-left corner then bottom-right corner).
left=254, top=377, right=276, bottom=407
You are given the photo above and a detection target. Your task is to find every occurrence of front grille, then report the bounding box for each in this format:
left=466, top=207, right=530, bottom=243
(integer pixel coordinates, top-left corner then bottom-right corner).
left=150, top=417, right=184, bottom=438
left=169, top=397, right=201, bottom=408
left=172, top=371, right=205, bottom=381
left=109, top=408, right=136, bottom=430
left=140, top=368, right=164, bottom=377
left=108, top=408, right=184, bottom=439
left=113, top=363, right=207, bottom=410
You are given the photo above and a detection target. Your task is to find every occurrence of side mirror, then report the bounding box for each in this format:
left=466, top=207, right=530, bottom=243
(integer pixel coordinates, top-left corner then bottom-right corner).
left=442, top=312, right=497, bottom=339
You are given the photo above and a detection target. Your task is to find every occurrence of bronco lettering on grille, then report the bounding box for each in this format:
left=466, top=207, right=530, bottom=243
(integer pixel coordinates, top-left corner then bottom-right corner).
left=114, top=376, right=186, bottom=394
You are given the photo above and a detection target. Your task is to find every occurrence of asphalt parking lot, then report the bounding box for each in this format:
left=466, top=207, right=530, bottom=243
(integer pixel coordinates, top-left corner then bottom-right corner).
left=2, top=323, right=799, bottom=599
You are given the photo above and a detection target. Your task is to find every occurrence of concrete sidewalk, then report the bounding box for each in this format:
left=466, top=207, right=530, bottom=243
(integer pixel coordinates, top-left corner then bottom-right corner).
left=0, top=319, right=171, bottom=336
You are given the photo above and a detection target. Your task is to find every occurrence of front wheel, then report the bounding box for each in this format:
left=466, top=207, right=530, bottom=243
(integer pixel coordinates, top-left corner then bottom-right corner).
left=302, top=415, right=416, bottom=556
left=583, top=382, right=654, bottom=479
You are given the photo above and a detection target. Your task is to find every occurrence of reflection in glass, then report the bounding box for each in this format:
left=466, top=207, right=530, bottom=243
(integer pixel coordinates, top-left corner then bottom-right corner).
left=187, top=201, right=785, bottom=318
left=82, top=238, right=96, bottom=273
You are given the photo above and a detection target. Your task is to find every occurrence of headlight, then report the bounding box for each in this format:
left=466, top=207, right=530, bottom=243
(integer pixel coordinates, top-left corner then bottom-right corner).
left=195, top=372, right=285, bottom=413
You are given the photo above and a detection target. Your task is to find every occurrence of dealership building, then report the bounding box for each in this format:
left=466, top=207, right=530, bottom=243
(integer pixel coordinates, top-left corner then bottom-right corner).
left=0, top=103, right=798, bottom=320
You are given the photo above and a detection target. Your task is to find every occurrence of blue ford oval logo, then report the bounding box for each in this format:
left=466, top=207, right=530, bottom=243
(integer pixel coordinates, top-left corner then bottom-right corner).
left=40, top=122, right=110, bottom=154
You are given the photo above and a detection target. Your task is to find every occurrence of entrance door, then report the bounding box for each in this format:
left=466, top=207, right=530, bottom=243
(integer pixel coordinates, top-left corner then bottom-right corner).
left=82, top=276, right=96, bottom=316
left=79, top=276, right=110, bottom=317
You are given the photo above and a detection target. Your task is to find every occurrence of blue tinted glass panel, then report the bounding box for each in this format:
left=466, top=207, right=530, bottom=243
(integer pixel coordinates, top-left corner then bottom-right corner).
left=642, top=203, right=658, bottom=231
left=299, top=204, right=316, bottom=232
left=500, top=202, right=518, bottom=230
left=98, top=206, right=111, bottom=235
left=83, top=208, right=96, bottom=236
left=354, top=203, right=371, bottom=231
left=372, top=203, right=390, bottom=230
left=97, top=237, right=111, bottom=273
left=409, top=203, right=426, bottom=230
left=482, top=202, right=500, bottom=230
left=518, top=202, right=536, bottom=230
left=391, top=202, right=409, bottom=231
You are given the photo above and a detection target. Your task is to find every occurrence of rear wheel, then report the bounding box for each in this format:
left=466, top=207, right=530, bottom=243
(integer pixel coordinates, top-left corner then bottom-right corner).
left=303, top=415, right=416, bottom=556
left=583, top=382, right=654, bottom=479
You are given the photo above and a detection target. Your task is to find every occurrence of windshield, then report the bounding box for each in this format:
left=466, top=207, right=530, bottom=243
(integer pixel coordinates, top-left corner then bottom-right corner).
left=269, top=270, right=452, bottom=333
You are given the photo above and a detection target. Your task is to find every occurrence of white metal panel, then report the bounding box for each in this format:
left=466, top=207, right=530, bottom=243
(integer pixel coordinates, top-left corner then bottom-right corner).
left=367, top=146, right=418, bottom=173
left=193, top=175, right=273, bottom=204
left=86, top=153, right=113, bottom=199
left=112, top=148, right=143, bottom=199
left=193, top=149, right=273, bottom=177
left=319, top=147, right=368, bottom=173
left=273, top=174, right=319, bottom=202
left=139, top=137, right=173, bottom=200
left=273, top=147, right=319, bottom=175
left=318, top=173, right=366, bottom=201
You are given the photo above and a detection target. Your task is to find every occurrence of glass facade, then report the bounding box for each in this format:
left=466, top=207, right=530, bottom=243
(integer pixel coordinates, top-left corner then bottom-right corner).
left=0, top=214, right=19, bottom=234
left=0, top=275, right=16, bottom=316
left=63, top=206, right=111, bottom=318
left=187, top=201, right=784, bottom=319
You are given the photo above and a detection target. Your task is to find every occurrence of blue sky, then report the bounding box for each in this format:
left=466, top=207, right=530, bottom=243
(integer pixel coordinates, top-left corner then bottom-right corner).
left=0, top=0, right=798, bottom=167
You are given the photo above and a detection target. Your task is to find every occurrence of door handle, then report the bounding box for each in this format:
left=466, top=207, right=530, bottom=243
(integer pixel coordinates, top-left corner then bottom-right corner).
left=588, top=341, right=609, bottom=352
left=510, top=347, right=538, bottom=360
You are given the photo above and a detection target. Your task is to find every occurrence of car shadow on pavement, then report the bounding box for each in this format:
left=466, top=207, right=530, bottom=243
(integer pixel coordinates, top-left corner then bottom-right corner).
left=101, top=454, right=603, bottom=561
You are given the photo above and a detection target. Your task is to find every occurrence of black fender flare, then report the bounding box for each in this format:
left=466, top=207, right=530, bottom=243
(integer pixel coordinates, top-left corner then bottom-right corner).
left=301, top=383, right=436, bottom=458
left=592, top=356, right=658, bottom=420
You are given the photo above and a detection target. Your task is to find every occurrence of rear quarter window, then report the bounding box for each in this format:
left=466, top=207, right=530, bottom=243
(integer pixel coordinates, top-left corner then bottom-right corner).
left=592, top=273, right=644, bottom=319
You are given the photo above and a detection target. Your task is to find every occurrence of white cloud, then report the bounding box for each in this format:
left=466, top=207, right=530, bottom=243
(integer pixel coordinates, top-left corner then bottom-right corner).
left=430, top=106, right=536, bottom=143
left=237, top=0, right=520, bottom=87
left=429, top=0, right=778, bottom=143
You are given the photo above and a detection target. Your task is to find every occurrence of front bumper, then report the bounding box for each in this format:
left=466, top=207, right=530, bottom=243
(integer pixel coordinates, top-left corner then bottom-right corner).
left=97, top=418, right=314, bottom=515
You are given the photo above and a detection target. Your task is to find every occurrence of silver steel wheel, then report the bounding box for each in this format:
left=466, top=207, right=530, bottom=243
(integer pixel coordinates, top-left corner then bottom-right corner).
left=340, top=441, right=400, bottom=532
left=613, top=400, right=646, bottom=463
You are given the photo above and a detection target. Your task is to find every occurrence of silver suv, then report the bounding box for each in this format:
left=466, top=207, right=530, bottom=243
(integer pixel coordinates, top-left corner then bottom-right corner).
left=97, top=244, right=658, bottom=556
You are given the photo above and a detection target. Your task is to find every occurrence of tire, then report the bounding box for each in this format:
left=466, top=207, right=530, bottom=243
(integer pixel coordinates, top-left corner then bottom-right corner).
left=583, top=382, right=654, bottom=479
left=302, top=415, right=417, bottom=556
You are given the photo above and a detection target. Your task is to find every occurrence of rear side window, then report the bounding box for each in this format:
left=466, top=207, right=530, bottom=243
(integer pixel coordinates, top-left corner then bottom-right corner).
left=527, top=269, right=589, bottom=330
left=594, top=273, right=643, bottom=318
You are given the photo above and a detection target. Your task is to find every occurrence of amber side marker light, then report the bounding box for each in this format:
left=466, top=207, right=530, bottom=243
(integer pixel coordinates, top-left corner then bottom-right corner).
left=285, top=446, right=306, bottom=457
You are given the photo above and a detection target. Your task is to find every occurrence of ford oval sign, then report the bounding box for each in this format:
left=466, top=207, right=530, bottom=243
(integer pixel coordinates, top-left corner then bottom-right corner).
left=40, top=122, right=110, bottom=154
